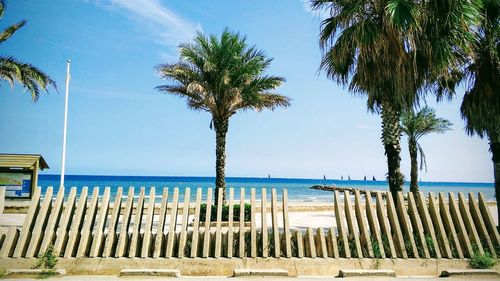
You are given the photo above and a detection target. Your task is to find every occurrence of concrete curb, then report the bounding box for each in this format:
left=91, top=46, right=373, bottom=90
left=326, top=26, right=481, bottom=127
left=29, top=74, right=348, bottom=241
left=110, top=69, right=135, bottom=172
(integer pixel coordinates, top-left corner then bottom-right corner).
left=440, top=269, right=499, bottom=277
left=338, top=269, right=396, bottom=277
left=6, top=269, right=66, bottom=277
left=233, top=269, right=289, bottom=277
left=120, top=269, right=180, bottom=277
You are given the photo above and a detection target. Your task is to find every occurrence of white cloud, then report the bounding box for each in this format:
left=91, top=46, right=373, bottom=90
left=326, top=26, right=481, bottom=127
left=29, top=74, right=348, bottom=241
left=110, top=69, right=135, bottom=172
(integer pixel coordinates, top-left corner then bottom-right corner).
left=88, top=0, right=202, bottom=46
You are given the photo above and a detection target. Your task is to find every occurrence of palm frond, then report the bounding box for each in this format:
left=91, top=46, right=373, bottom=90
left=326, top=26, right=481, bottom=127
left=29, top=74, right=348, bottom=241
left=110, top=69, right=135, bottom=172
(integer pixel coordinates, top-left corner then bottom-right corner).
left=0, top=19, right=26, bottom=44
left=0, top=56, right=56, bottom=102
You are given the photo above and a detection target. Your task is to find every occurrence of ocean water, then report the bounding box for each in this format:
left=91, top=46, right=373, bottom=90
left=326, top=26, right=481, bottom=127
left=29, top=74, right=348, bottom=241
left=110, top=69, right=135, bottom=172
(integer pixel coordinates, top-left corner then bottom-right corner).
left=37, top=175, right=495, bottom=202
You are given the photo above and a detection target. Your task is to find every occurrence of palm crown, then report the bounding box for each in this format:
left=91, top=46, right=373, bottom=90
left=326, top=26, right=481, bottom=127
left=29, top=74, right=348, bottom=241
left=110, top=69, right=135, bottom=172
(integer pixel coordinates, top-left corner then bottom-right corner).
left=156, top=30, right=290, bottom=121
left=0, top=0, right=55, bottom=101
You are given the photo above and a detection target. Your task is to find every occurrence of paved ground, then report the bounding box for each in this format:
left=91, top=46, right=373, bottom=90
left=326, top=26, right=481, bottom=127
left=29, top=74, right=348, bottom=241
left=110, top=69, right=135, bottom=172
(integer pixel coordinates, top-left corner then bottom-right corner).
left=2, top=276, right=500, bottom=281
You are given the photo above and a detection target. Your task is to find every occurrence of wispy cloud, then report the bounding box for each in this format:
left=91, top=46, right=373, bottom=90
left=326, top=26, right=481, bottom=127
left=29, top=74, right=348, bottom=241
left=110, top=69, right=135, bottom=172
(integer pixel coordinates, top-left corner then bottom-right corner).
left=87, top=0, right=201, bottom=46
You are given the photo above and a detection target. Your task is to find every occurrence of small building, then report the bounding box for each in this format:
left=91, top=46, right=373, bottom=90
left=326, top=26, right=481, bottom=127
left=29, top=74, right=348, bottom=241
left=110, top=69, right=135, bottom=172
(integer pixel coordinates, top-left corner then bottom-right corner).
left=0, top=154, right=49, bottom=199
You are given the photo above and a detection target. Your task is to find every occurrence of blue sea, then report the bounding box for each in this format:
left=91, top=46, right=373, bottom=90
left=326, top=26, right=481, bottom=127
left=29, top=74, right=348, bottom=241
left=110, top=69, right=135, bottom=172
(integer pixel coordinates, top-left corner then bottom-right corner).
left=37, top=175, right=495, bottom=202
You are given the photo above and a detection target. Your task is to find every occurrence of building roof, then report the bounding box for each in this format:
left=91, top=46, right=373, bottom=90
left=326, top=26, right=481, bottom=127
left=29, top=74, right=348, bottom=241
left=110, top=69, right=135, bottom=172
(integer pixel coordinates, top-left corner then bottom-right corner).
left=0, top=154, right=49, bottom=170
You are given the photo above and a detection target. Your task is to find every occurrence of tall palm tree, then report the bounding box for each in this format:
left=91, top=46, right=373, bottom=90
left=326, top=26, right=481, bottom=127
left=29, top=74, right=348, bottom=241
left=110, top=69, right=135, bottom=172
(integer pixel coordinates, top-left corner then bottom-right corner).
left=311, top=0, right=480, bottom=199
left=310, top=0, right=421, bottom=197
left=460, top=0, right=500, bottom=223
left=156, top=30, right=291, bottom=204
left=0, top=0, right=55, bottom=101
left=401, top=106, right=452, bottom=193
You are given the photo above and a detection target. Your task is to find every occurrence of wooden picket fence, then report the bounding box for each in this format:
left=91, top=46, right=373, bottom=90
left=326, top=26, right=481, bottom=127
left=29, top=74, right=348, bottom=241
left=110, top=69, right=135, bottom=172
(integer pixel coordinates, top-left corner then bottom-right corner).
left=0, top=187, right=498, bottom=260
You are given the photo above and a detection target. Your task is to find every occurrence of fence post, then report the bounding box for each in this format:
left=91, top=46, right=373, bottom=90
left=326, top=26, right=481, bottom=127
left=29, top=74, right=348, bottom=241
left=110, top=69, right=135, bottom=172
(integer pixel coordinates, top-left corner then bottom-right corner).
left=376, top=192, right=396, bottom=258
left=141, top=187, right=156, bottom=258
left=261, top=188, right=268, bottom=258
left=177, top=187, right=191, bottom=258
left=39, top=186, right=65, bottom=255
left=416, top=192, right=441, bottom=258
left=468, top=193, right=496, bottom=257
left=64, top=187, right=88, bottom=258
left=227, top=188, right=234, bottom=258
left=250, top=188, right=257, bottom=257
left=407, top=192, right=429, bottom=258
left=214, top=188, right=223, bottom=258
left=190, top=188, right=201, bottom=258
left=102, top=187, right=123, bottom=258
left=365, top=191, right=385, bottom=258
left=271, top=188, right=280, bottom=258
left=478, top=193, right=500, bottom=246
left=90, top=187, right=110, bottom=257
left=282, top=189, right=292, bottom=258
left=396, top=192, right=418, bottom=258
left=449, top=192, right=473, bottom=258
left=12, top=187, right=41, bottom=258
left=115, top=187, right=134, bottom=257
left=76, top=187, right=100, bottom=257
left=334, top=191, right=350, bottom=258
left=202, top=188, right=213, bottom=258
left=26, top=186, right=53, bottom=257
left=458, top=192, right=483, bottom=255
left=344, top=191, right=362, bottom=257
left=166, top=187, right=179, bottom=258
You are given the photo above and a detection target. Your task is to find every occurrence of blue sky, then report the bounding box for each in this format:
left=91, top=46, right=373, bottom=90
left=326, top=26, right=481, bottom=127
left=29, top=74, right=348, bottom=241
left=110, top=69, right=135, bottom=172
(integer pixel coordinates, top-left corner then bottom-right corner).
left=0, top=0, right=493, bottom=182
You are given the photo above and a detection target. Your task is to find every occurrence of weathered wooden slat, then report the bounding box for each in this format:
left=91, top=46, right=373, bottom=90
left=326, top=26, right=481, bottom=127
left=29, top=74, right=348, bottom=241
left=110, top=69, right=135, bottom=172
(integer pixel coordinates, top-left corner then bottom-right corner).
left=316, top=227, right=327, bottom=258
left=39, top=186, right=65, bottom=255
left=295, top=229, right=304, bottom=258
left=166, top=187, right=179, bottom=258
left=76, top=187, right=100, bottom=257
left=271, top=188, right=280, bottom=258
left=416, top=192, right=441, bottom=258
left=89, top=187, right=110, bottom=257
left=458, top=192, right=483, bottom=255
left=327, top=227, right=339, bottom=258
left=202, top=187, right=213, bottom=258
left=376, top=192, right=396, bottom=258
left=26, top=187, right=53, bottom=257
left=227, top=188, right=234, bottom=258
left=261, top=188, right=268, bottom=258
left=306, top=227, right=316, bottom=258
left=407, top=192, right=429, bottom=259
left=190, top=188, right=202, bottom=258
left=153, top=188, right=169, bottom=258
left=344, top=191, right=363, bottom=257
left=64, top=187, right=89, bottom=258
left=428, top=193, right=452, bottom=258
left=282, top=189, right=292, bottom=258
left=129, top=187, right=145, bottom=257
left=478, top=193, right=500, bottom=246
left=468, top=193, right=495, bottom=257
left=102, top=187, right=123, bottom=257
left=214, top=188, right=223, bottom=258
left=250, top=188, right=257, bottom=258
left=386, top=192, right=407, bottom=258
left=396, top=192, right=418, bottom=258
left=115, top=187, right=135, bottom=257
left=449, top=192, right=473, bottom=258
left=177, top=187, right=191, bottom=258
left=13, top=187, right=41, bottom=258
left=140, top=187, right=156, bottom=258
left=239, top=187, right=246, bottom=258
left=0, top=226, right=19, bottom=257
left=365, top=191, right=385, bottom=258
left=438, top=192, right=463, bottom=258
left=354, top=190, right=373, bottom=258
left=334, top=191, right=350, bottom=258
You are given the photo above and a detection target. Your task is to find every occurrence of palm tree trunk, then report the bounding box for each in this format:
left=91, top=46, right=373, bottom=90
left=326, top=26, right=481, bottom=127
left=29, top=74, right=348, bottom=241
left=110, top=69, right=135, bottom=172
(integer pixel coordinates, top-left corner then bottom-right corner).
left=409, top=139, right=419, bottom=193
left=380, top=99, right=404, bottom=200
left=489, top=131, right=500, bottom=226
left=214, top=118, right=228, bottom=205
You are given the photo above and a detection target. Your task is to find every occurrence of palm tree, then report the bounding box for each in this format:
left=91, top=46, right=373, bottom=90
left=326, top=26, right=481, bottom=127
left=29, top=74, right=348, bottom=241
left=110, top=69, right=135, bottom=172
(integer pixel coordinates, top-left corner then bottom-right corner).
left=310, top=0, right=480, bottom=199
left=310, top=0, right=420, bottom=197
left=156, top=30, right=291, bottom=204
left=459, top=0, right=500, bottom=223
left=401, top=106, right=452, bottom=193
left=0, top=1, right=55, bottom=101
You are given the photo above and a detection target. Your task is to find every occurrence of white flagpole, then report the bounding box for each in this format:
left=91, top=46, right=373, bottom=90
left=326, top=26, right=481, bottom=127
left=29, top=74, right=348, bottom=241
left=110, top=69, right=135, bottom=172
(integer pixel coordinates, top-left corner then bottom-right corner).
left=60, top=60, right=71, bottom=189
